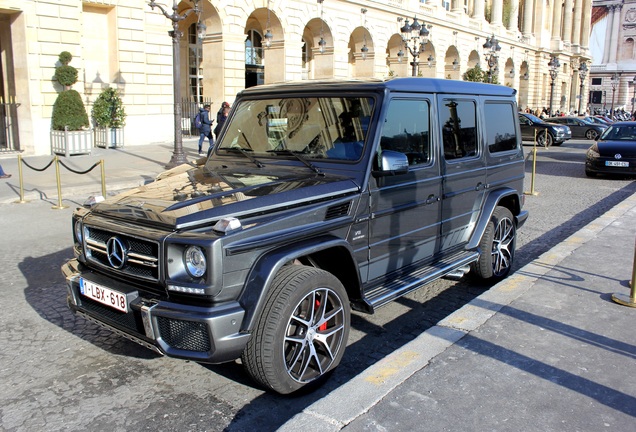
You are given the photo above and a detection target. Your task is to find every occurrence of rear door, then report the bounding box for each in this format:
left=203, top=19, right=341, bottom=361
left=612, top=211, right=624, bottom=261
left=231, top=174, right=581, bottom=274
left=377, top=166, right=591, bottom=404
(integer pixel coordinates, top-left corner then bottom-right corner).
left=437, top=96, right=486, bottom=254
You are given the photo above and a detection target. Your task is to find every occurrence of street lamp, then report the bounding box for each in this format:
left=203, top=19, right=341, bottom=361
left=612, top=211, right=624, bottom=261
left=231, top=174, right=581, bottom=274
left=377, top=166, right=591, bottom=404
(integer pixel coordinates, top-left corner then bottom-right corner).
left=148, top=0, right=206, bottom=168
left=397, top=17, right=430, bottom=77
left=482, top=34, right=501, bottom=83
left=577, top=61, right=588, bottom=115
left=610, top=72, right=620, bottom=116
left=548, top=55, right=560, bottom=116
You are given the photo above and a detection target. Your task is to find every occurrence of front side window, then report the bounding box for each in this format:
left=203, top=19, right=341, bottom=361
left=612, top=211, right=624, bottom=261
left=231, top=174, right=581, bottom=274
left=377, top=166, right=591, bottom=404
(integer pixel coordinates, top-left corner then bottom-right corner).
left=485, top=103, right=518, bottom=153
left=215, top=96, right=374, bottom=161
left=441, top=100, right=477, bottom=160
left=380, top=99, right=431, bottom=165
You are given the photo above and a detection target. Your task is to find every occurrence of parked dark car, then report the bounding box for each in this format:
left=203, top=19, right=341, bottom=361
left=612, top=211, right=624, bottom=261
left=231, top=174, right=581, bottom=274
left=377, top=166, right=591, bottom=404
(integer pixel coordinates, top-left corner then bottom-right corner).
left=546, top=116, right=608, bottom=140
left=585, top=121, right=636, bottom=177
left=518, top=112, right=571, bottom=147
left=583, top=116, right=611, bottom=126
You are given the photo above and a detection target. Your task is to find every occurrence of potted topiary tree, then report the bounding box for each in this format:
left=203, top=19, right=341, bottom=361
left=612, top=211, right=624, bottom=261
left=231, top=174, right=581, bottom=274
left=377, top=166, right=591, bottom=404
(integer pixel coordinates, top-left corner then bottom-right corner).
left=92, top=87, right=126, bottom=148
left=50, top=51, right=92, bottom=156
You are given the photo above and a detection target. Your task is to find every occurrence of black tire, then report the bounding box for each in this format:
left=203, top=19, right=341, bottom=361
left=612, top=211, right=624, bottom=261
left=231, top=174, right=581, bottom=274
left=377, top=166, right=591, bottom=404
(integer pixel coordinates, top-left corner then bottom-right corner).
left=585, top=129, right=599, bottom=140
left=471, top=206, right=516, bottom=281
left=537, top=131, right=553, bottom=148
left=241, top=265, right=350, bottom=394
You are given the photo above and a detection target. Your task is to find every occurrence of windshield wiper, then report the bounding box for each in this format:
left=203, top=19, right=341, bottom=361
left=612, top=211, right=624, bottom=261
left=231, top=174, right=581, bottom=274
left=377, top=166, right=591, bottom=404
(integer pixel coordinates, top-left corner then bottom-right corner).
left=219, top=147, right=265, bottom=168
left=267, top=149, right=324, bottom=176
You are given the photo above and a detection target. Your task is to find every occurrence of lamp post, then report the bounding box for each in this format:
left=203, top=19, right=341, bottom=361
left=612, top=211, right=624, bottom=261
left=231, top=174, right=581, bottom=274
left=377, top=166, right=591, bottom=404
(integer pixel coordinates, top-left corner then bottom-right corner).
left=148, top=0, right=206, bottom=168
left=577, top=61, right=588, bottom=115
left=548, top=55, right=560, bottom=116
left=482, top=34, right=501, bottom=83
left=610, top=72, right=620, bottom=117
left=397, top=17, right=430, bottom=77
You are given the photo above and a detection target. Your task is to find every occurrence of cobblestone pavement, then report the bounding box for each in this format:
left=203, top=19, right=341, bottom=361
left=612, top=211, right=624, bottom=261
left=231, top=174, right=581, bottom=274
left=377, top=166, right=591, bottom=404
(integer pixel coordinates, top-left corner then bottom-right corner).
left=0, top=139, right=634, bottom=431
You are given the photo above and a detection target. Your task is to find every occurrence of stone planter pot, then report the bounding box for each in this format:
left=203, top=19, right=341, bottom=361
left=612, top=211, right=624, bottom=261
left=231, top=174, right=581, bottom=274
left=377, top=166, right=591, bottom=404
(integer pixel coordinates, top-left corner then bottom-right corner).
left=50, top=127, right=93, bottom=156
left=95, top=127, right=124, bottom=148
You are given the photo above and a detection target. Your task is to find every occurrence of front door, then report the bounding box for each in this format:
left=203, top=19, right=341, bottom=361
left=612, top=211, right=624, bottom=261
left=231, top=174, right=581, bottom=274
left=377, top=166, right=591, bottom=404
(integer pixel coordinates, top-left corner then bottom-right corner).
left=367, top=97, right=442, bottom=281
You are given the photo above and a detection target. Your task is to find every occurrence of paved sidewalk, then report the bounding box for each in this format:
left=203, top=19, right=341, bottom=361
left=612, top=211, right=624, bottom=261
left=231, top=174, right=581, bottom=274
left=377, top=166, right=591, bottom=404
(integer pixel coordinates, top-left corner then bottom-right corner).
left=0, top=140, right=202, bottom=204
left=280, top=193, right=636, bottom=431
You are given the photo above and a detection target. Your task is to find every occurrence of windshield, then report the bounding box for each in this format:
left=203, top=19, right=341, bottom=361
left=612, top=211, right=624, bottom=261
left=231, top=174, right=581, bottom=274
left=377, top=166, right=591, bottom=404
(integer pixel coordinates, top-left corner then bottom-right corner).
left=215, top=96, right=374, bottom=162
left=600, top=124, right=636, bottom=141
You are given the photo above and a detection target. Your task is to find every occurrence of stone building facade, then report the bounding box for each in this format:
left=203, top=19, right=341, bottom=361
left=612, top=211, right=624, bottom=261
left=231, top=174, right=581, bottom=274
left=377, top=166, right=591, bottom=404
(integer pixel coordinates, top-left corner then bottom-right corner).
left=590, top=0, right=636, bottom=115
left=0, top=0, right=594, bottom=156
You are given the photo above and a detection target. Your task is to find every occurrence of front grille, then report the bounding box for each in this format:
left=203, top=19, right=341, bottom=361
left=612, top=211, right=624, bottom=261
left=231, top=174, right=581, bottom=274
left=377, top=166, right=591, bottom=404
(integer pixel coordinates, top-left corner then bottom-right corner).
left=84, top=226, right=160, bottom=281
left=156, top=317, right=211, bottom=352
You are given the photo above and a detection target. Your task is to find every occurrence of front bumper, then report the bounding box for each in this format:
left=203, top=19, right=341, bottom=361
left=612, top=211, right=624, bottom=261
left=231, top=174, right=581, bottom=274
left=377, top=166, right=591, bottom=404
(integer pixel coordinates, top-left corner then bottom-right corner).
left=62, top=259, right=250, bottom=363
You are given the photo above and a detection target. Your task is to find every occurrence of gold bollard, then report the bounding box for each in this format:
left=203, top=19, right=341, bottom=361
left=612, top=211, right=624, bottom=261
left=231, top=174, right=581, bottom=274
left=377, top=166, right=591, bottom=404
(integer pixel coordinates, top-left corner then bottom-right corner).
left=100, top=159, right=107, bottom=198
left=524, top=129, right=539, bottom=196
left=611, top=237, right=636, bottom=307
left=14, top=154, right=28, bottom=203
left=51, top=155, right=68, bottom=210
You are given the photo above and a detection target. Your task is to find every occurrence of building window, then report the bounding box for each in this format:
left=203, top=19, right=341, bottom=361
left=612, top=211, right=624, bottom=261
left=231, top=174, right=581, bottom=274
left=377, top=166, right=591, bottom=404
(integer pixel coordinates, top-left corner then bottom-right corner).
left=246, top=30, right=264, bottom=66
left=591, top=78, right=602, bottom=86
left=188, top=23, right=203, bottom=103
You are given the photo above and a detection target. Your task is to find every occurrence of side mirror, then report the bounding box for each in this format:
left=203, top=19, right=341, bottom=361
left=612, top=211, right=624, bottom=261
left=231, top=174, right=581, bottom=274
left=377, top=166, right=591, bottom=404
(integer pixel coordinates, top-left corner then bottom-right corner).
left=372, top=150, right=409, bottom=177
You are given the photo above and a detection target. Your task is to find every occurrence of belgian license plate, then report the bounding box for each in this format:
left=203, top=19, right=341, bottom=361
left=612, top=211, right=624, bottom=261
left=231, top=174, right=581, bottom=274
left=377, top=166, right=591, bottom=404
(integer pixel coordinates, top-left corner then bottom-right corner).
left=80, top=278, right=128, bottom=313
left=605, top=161, right=629, bottom=167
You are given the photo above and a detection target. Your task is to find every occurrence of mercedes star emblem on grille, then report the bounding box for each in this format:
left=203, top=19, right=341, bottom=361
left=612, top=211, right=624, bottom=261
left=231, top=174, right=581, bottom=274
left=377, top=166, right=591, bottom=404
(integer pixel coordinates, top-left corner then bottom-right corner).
left=107, top=237, right=128, bottom=269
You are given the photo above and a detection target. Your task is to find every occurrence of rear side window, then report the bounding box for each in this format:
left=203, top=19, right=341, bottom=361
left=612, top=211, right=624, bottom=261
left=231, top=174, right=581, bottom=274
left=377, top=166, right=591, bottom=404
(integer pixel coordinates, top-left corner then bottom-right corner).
left=485, top=103, right=517, bottom=153
left=441, top=100, right=477, bottom=160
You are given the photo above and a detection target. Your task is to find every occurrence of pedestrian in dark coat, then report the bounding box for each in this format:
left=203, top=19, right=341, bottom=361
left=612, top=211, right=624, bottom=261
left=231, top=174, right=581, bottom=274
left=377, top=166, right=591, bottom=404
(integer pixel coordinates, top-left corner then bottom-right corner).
left=198, top=104, right=213, bottom=156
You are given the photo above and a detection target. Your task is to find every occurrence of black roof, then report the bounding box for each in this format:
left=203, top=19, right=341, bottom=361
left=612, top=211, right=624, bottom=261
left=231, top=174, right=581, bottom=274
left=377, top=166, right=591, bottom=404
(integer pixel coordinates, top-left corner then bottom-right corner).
left=238, top=77, right=517, bottom=98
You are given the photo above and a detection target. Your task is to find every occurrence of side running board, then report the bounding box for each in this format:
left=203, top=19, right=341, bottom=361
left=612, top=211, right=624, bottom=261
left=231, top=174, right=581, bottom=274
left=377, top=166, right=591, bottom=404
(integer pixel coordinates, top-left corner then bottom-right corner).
left=363, top=250, right=479, bottom=312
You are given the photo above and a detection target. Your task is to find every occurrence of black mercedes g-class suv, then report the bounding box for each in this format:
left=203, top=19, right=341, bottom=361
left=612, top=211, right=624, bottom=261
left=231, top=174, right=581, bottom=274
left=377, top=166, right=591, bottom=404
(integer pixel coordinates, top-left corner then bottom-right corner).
left=62, top=78, right=527, bottom=394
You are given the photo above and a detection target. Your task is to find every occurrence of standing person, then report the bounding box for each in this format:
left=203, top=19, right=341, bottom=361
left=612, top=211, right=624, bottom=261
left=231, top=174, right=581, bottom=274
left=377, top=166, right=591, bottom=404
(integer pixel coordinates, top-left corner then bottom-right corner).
left=197, top=104, right=214, bottom=156
left=214, top=102, right=230, bottom=141
left=0, top=164, right=10, bottom=179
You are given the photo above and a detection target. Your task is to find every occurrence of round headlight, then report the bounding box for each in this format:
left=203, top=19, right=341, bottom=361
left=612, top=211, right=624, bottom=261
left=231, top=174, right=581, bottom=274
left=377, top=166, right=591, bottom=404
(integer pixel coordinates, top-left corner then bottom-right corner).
left=74, top=220, right=83, bottom=243
left=184, top=246, right=207, bottom=278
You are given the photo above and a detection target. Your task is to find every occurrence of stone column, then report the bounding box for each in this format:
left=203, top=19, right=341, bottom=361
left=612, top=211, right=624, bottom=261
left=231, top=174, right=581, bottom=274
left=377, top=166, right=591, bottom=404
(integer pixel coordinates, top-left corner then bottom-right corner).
left=473, top=0, right=485, bottom=19
left=552, top=0, right=563, bottom=40
left=580, top=0, right=593, bottom=48
left=562, top=0, right=573, bottom=44
left=609, top=4, right=623, bottom=63
left=522, top=0, right=534, bottom=36
left=491, top=0, right=503, bottom=26
left=571, top=0, right=583, bottom=47
left=509, top=0, right=520, bottom=31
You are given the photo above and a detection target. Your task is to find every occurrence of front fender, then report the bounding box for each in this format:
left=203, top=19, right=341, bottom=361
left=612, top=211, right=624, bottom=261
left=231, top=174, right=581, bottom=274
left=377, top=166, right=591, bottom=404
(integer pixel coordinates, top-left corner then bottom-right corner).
left=237, top=236, right=360, bottom=332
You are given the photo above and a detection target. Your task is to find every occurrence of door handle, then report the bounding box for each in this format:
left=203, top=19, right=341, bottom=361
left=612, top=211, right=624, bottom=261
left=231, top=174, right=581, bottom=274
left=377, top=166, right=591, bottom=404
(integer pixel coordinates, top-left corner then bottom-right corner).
left=425, top=194, right=439, bottom=205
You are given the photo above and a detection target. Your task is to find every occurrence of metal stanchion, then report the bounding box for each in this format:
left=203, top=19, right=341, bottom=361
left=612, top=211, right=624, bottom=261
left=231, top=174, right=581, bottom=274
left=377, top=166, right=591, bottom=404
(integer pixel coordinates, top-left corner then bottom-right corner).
left=524, top=129, right=539, bottom=196
left=611, top=237, right=636, bottom=307
left=15, top=154, right=28, bottom=203
left=51, top=156, right=68, bottom=210
left=100, top=160, right=107, bottom=198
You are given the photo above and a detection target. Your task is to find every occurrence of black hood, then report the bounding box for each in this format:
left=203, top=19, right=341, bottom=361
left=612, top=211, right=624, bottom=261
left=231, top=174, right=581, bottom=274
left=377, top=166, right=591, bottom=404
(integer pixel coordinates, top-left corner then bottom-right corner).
left=597, top=140, right=636, bottom=157
left=90, top=161, right=360, bottom=229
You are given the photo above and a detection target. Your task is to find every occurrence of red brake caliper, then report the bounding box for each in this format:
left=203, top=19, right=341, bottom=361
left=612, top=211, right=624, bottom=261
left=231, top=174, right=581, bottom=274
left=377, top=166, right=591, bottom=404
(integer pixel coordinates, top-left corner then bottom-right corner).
left=315, top=299, right=327, bottom=331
